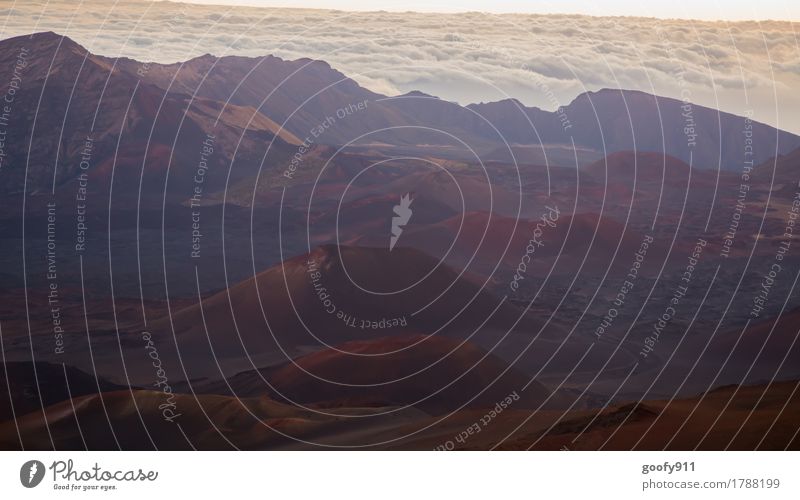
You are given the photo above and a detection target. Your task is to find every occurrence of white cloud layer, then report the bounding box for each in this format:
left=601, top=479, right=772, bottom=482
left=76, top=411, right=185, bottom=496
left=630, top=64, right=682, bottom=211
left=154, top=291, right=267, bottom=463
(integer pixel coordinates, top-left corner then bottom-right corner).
left=2, top=0, right=799, bottom=132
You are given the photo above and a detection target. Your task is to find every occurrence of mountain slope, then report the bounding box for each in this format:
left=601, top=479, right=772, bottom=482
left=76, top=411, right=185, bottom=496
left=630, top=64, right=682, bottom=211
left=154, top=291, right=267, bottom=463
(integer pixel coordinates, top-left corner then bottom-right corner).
left=2, top=31, right=799, bottom=197
left=157, top=244, right=539, bottom=365
left=0, top=32, right=298, bottom=195
left=201, top=334, right=556, bottom=414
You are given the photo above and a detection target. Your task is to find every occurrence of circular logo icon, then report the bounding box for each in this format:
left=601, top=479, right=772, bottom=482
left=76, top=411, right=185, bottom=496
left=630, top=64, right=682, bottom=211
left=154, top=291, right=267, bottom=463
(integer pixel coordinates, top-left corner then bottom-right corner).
left=20, top=460, right=45, bottom=488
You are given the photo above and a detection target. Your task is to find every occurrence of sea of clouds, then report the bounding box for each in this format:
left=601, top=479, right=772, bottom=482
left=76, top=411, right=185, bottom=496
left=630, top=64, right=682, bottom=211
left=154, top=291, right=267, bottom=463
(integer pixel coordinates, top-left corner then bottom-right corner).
left=2, top=0, right=799, bottom=132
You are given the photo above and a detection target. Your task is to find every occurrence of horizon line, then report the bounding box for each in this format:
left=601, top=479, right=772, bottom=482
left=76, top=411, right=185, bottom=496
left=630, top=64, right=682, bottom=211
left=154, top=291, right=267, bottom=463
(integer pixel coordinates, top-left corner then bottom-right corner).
left=150, top=0, right=800, bottom=22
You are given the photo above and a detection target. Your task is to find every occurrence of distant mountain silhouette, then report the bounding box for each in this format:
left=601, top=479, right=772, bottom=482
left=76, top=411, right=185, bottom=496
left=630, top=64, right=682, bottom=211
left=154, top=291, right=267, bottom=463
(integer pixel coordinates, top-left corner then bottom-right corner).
left=2, top=31, right=798, bottom=197
left=0, top=32, right=298, bottom=196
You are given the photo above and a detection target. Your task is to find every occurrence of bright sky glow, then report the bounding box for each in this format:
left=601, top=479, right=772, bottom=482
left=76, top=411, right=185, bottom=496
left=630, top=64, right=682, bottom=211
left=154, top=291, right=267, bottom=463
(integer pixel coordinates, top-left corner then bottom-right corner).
left=168, top=0, right=799, bottom=21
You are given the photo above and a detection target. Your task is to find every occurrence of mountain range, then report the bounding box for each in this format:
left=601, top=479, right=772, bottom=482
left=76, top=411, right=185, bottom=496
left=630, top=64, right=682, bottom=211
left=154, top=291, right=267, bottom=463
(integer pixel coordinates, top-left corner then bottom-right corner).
left=2, top=30, right=800, bottom=451
left=2, top=31, right=799, bottom=197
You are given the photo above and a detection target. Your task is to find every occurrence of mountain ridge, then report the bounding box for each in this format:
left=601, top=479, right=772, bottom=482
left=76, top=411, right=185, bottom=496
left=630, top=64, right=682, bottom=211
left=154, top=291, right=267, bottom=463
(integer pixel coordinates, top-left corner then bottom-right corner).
left=2, top=30, right=798, bottom=197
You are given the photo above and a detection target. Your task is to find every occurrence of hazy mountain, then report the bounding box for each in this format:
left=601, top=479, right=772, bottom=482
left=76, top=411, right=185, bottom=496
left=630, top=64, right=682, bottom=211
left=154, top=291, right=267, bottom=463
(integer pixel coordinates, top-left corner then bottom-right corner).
left=0, top=32, right=299, bottom=196
left=2, top=31, right=799, bottom=198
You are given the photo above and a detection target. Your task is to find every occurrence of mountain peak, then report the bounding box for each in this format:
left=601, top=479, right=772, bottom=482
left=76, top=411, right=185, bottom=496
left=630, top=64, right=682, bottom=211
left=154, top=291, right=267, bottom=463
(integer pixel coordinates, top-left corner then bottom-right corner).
left=468, top=97, right=525, bottom=109
left=568, top=87, right=653, bottom=105
left=12, top=31, right=87, bottom=52
left=399, top=90, right=439, bottom=99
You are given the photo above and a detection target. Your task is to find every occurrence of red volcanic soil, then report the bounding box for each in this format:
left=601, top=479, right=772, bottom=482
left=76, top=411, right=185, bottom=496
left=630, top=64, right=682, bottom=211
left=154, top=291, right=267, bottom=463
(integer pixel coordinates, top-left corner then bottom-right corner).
left=583, top=150, right=734, bottom=194
left=310, top=192, right=459, bottom=245
left=753, top=146, right=800, bottom=189
left=0, top=362, right=125, bottom=423
left=157, top=244, right=536, bottom=363
left=357, top=168, right=523, bottom=216
left=365, top=210, right=653, bottom=273
left=0, top=389, right=367, bottom=450
left=586, top=151, right=689, bottom=179
left=534, top=211, right=673, bottom=276
left=87, top=142, right=172, bottom=189
left=704, top=306, right=800, bottom=370
left=509, top=381, right=800, bottom=450
left=220, top=334, right=556, bottom=414
left=4, top=378, right=798, bottom=450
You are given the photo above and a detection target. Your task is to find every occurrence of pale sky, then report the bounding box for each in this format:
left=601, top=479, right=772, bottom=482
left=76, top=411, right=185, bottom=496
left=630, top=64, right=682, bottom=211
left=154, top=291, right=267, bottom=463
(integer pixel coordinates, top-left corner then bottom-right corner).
left=171, top=0, right=799, bottom=21
left=6, top=0, right=799, bottom=132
